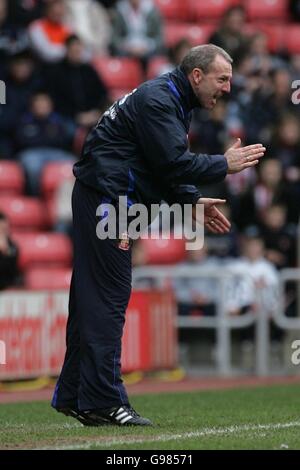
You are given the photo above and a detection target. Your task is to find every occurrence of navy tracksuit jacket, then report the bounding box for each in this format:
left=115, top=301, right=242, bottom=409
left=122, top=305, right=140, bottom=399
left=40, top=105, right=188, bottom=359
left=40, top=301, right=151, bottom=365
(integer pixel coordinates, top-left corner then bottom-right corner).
left=52, top=66, right=228, bottom=411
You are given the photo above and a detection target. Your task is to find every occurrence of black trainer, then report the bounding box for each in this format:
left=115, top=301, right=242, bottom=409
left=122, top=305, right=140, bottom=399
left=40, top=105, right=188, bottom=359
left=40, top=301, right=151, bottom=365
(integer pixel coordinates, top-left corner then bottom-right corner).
left=55, top=405, right=152, bottom=426
left=55, top=407, right=100, bottom=426
left=83, top=405, right=152, bottom=426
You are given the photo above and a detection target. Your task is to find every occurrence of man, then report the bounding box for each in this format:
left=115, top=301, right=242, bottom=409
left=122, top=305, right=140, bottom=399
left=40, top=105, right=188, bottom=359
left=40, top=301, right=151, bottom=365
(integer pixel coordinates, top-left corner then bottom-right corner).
left=52, top=44, right=265, bottom=426
left=45, top=34, right=108, bottom=128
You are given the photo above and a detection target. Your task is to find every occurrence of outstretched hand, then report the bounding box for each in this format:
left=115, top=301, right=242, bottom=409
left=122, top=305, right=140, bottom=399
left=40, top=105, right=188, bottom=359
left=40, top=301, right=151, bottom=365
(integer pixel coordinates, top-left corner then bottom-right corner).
left=225, top=138, right=266, bottom=174
left=193, top=198, right=231, bottom=234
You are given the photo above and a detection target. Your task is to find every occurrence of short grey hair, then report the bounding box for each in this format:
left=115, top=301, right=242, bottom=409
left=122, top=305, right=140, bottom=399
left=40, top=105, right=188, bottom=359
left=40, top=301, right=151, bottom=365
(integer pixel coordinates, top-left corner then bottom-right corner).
left=181, top=44, right=233, bottom=74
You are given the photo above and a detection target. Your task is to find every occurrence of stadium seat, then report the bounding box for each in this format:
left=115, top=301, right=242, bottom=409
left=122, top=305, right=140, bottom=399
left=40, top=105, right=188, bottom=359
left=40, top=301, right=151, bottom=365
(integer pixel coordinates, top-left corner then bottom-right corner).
left=109, top=89, right=131, bottom=102
left=12, top=232, right=73, bottom=271
left=154, top=0, right=190, bottom=21
left=164, top=23, right=216, bottom=48
left=140, top=237, right=186, bottom=265
left=0, top=161, right=25, bottom=195
left=92, top=57, right=144, bottom=91
left=146, top=56, right=169, bottom=80
left=285, top=24, right=300, bottom=54
left=245, top=0, right=289, bottom=21
left=25, top=267, right=72, bottom=290
left=190, top=0, right=242, bottom=21
left=41, top=161, right=74, bottom=199
left=0, top=195, right=47, bottom=230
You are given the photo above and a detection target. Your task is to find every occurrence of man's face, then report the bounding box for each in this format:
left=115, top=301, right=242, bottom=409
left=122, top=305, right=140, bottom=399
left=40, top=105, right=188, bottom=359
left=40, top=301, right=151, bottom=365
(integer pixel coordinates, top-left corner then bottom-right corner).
left=190, top=55, right=232, bottom=109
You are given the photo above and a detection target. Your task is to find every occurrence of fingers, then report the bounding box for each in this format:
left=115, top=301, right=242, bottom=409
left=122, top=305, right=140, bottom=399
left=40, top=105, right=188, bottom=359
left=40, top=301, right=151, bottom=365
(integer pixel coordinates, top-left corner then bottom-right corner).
left=206, top=198, right=226, bottom=205
left=205, top=221, right=221, bottom=234
left=212, top=216, right=230, bottom=232
left=243, top=159, right=259, bottom=168
left=230, top=137, right=241, bottom=149
left=243, top=147, right=266, bottom=161
left=212, top=212, right=231, bottom=230
left=244, top=153, right=264, bottom=164
left=198, top=198, right=226, bottom=205
left=206, top=219, right=229, bottom=234
left=206, top=209, right=231, bottom=233
left=241, top=143, right=265, bottom=152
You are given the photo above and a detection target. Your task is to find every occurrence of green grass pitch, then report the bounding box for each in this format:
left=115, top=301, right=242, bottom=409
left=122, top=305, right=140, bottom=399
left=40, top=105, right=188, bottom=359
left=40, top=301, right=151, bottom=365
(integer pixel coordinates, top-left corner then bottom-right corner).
left=1, top=383, right=300, bottom=450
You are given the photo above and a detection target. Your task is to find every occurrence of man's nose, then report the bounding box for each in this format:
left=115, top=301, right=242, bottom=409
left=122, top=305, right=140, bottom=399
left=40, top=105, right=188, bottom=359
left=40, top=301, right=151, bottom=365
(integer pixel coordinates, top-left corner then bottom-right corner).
left=222, top=81, right=231, bottom=93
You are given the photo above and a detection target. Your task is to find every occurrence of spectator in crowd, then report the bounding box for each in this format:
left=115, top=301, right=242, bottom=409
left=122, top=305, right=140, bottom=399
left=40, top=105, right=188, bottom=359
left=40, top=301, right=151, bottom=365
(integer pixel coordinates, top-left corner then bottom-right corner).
left=289, top=53, right=300, bottom=81
left=156, top=38, right=192, bottom=76
left=270, top=114, right=300, bottom=224
left=235, top=158, right=294, bottom=229
left=28, top=0, right=71, bottom=62
left=259, top=204, right=296, bottom=269
left=289, top=0, right=300, bottom=21
left=206, top=203, right=239, bottom=258
left=226, top=234, right=279, bottom=314
left=225, top=54, right=272, bottom=139
left=173, top=245, right=220, bottom=317
left=209, top=5, right=249, bottom=62
left=64, top=0, right=111, bottom=56
left=247, top=32, right=284, bottom=77
left=0, top=0, right=29, bottom=67
left=15, top=91, right=76, bottom=195
left=190, top=99, right=229, bottom=155
left=249, top=68, right=298, bottom=145
left=110, top=0, right=163, bottom=68
left=45, top=34, right=108, bottom=128
left=0, top=212, right=20, bottom=290
left=270, top=113, right=300, bottom=178
left=7, top=0, right=44, bottom=27
left=96, top=0, right=119, bottom=8
left=0, top=50, right=44, bottom=157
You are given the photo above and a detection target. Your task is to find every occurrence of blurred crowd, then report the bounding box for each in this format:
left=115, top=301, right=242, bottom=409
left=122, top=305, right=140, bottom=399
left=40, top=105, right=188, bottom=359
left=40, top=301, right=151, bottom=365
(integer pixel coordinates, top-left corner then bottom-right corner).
left=0, top=0, right=299, bottom=313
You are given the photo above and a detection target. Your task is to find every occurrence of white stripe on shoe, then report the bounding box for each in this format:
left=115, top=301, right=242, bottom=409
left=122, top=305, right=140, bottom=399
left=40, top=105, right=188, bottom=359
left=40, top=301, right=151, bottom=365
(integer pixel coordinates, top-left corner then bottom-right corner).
left=120, top=415, right=133, bottom=424
left=110, top=407, right=124, bottom=417
left=116, top=411, right=128, bottom=420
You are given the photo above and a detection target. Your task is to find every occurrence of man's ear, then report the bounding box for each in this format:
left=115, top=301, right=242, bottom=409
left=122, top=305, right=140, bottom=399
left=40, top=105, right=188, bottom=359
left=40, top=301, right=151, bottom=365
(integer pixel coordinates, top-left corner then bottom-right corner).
left=192, top=68, right=203, bottom=85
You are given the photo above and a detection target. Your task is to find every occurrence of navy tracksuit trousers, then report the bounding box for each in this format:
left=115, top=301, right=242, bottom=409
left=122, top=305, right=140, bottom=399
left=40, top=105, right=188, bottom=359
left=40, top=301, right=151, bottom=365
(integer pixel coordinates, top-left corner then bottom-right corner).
left=52, top=180, right=132, bottom=411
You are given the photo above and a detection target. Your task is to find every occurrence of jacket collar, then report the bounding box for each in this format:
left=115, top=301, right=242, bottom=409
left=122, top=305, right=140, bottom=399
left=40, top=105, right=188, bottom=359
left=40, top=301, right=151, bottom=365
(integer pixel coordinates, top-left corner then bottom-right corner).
left=168, top=66, right=200, bottom=111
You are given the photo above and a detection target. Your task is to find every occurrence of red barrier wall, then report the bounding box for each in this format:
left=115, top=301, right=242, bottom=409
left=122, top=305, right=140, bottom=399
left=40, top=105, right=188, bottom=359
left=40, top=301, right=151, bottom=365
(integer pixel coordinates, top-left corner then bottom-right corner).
left=0, top=290, right=177, bottom=380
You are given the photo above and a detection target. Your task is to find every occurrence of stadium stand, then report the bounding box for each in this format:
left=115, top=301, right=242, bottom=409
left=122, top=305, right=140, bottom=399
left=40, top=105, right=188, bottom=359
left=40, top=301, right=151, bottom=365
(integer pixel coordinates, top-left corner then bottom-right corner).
left=92, top=56, right=144, bottom=95
left=191, top=0, right=242, bottom=21
left=139, top=237, right=186, bottom=265
left=0, top=0, right=298, bottom=285
left=244, top=0, right=289, bottom=21
left=285, top=24, right=300, bottom=54
left=146, top=55, right=169, bottom=79
left=0, top=196, right=47, bottom=231
left=0, top=161, right=25, bottom=195
left=164, top=22, right=216, bottom=48
left=12, top=232, right=73, bottom=271
left=41, top=161, right=74, bottom=199
left=25, top=266, right=72, bottom=290
left=154, top=0, right=190, bottom=21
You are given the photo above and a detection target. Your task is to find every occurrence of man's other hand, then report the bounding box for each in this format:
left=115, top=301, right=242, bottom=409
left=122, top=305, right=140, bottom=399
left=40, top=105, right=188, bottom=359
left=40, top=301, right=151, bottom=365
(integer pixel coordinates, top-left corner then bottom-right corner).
left=225, top=138, right=266, bottom=174
left=193, top=198, right=231, bottom=234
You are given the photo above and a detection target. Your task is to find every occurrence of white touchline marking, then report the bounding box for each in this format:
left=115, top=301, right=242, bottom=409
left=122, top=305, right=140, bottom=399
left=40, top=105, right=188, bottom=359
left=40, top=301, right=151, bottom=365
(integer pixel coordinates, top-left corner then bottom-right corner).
left=2, top=422, right=81, bottom=430
left=34, top=421, right=300, bottom=450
